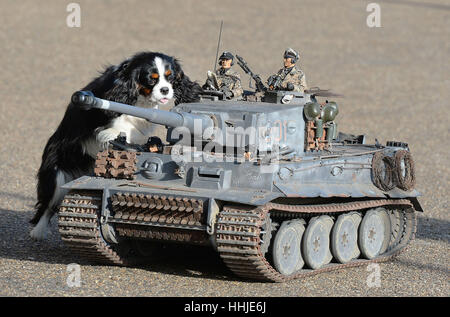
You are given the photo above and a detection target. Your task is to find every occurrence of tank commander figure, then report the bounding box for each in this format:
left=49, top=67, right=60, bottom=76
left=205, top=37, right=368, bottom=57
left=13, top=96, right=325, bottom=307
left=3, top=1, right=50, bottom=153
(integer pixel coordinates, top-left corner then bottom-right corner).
left=203, top=51, right=243, bottom=99
left=267, top=48, right=308, bottom=93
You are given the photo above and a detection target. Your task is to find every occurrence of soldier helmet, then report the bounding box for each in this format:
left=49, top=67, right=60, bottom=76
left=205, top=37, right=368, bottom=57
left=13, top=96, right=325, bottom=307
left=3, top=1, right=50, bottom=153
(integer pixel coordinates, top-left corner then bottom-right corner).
left=219, top=51, right=234, bottom=65
left=283, top=48, right=299, bottom=64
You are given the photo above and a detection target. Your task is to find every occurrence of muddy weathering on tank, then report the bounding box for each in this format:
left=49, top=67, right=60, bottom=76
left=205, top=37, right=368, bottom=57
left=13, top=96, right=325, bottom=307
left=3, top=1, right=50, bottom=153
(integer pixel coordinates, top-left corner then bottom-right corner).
left=59, top=75, right=422, bottom=281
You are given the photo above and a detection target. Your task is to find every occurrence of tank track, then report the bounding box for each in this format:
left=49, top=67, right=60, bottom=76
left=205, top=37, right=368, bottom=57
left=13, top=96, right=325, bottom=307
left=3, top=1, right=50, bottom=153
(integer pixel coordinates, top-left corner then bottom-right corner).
left=59, top=191, right=416, bottom=280
left=58, top=191, right=141, bottom=266
left=110, top=192, right=209, bottom=244
left=58, top=190, right=209, bottom=266
left=216, top=199, right=416, bottom=282
left=110, top=192, right=204, bottom=226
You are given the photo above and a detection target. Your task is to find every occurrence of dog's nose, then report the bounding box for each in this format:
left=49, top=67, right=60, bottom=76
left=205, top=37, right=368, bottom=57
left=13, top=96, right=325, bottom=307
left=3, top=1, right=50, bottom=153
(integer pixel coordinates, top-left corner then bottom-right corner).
left=160, top=87, right=169, bottom=95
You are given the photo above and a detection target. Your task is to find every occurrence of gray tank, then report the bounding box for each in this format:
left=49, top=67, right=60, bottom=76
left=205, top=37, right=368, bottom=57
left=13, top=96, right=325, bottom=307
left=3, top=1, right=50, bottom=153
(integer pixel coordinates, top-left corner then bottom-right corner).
left=58, top=89, right=422, bottom=282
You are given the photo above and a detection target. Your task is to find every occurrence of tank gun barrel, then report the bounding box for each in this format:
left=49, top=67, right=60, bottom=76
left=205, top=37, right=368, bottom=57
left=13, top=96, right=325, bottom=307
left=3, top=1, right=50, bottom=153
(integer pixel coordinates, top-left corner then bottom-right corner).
left=72, top=91, right=214, bottom=136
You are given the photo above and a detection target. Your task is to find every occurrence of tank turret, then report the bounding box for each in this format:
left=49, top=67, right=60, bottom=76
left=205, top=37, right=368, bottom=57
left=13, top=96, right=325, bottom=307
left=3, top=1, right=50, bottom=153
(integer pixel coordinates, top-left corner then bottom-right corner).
left=73, top=90, right=333, bottom=157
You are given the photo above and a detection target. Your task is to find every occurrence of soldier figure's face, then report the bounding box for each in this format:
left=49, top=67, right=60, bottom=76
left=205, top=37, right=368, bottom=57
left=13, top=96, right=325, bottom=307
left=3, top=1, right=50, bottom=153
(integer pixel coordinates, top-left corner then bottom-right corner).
left=220, top=58, right=232, bottom=69
left=284, top=57, right=295, bottom=68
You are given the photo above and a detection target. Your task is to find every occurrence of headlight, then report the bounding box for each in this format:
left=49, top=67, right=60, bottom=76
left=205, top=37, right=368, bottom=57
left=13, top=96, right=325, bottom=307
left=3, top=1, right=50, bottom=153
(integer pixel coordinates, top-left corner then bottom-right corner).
left=304, top=102, right=321, bottom=121
left=321, top=102, right=339, bottom=123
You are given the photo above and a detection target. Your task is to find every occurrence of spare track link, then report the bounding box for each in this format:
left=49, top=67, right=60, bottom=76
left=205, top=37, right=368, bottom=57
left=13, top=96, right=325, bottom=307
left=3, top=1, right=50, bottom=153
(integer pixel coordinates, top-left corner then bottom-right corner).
left=110, top=192, right=208, bottom=244
left=58, top=191, right=136, bottom=266
left=216, top=199, right=417, bottom=282
left=94, top=149, right=138, bottom=180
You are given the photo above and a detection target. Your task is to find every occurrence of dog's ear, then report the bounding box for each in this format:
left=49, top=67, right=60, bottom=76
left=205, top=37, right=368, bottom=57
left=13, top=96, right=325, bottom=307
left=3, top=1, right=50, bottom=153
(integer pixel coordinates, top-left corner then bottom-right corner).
left=117, top=59, right=130, bottom=72
left=172, top=58, right=203, bottom=105
left=105, top=63, right=139, bottom=105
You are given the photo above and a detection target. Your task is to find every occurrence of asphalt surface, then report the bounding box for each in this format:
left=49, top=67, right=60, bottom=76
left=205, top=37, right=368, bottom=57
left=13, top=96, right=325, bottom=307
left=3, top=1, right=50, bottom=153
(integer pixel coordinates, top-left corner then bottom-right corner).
left=0, top=0, right=449, bottom=297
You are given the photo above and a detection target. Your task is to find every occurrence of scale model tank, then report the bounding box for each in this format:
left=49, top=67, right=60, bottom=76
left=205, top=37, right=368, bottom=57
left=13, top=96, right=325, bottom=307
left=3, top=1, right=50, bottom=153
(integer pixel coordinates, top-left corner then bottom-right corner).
left=57, top=87, right=422, bottom=282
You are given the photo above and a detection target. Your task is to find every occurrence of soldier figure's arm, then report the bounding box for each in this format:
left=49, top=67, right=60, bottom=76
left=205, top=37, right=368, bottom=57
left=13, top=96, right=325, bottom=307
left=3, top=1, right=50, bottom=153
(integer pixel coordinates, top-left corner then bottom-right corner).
left=203, top=71, right=221, bottom=90
left=203, top=78, right=214, bottom=90
left=283, top=70, right=307, bottom=92
left=299, top=72, right=308, bottom=92
left=230, top=75, right=243, bottom=98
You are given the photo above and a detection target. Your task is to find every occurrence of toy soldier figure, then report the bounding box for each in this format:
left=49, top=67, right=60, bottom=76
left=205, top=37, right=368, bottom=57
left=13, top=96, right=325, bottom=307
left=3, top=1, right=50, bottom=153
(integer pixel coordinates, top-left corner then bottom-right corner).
left=203, top=51, right=243, bottom=99
left=267, top=48, right=307, bottom=93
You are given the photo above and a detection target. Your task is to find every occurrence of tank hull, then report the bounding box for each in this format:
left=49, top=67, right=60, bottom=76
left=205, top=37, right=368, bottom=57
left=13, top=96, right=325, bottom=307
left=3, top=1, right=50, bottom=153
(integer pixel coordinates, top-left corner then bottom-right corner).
left=59, top=92, right=423, bottom=281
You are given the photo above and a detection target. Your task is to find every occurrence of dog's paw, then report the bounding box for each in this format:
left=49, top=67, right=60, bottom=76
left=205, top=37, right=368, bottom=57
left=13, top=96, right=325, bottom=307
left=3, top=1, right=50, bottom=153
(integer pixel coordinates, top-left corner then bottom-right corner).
left=30, top=222, right=48, bottom=240
left=97, top=128, right=121, bottom=150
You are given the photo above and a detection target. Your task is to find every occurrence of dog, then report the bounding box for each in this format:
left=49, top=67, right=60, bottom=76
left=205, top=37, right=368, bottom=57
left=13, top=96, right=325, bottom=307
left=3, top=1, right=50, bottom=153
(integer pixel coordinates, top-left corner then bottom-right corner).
left=30, top=51, right=202, bottom=240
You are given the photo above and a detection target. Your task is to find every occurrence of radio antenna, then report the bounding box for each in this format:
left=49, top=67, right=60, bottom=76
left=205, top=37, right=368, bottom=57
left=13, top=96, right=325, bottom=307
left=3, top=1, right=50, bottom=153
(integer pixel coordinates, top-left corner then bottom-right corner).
left=214, top=20, right=223, bottom=72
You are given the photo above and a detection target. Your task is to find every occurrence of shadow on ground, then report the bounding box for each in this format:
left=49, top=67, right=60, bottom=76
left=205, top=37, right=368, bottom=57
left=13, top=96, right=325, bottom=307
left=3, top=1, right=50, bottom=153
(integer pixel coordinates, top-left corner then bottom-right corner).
left=1, top=208, right=448, bottom=281
left=0, top=208, right=239, bottom=282
left=416, top=215, right=450, bottom=244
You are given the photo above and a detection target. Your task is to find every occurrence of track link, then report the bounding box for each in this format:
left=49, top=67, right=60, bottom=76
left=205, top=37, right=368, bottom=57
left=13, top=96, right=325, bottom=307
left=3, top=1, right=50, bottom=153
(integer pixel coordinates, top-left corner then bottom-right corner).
left=110, top=192, right=208, bottom=244
left=94, top=149, right=138, bottom=180
left=58, top=191, right=138, bottom=266
left=59, top=192, right=417, bottom=281
left=216, top=199, right=417, bottom=282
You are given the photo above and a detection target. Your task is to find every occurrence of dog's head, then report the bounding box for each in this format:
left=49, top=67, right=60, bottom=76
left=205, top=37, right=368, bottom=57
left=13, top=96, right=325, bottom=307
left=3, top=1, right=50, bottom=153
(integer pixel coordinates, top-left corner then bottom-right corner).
left=105, top=52, right=201, bottom=107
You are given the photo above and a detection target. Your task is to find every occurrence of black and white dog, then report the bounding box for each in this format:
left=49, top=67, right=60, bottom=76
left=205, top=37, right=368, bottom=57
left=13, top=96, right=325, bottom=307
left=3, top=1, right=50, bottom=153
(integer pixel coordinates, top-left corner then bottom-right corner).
left=30, top=51, right=202, bottom=240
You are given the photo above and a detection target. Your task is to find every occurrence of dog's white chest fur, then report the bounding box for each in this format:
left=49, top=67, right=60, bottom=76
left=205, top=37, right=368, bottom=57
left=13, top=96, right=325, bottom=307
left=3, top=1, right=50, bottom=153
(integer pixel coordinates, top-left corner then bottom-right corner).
left=111, top=114, right=155, bottom=144
left=83, top=111, right=157, bottom=159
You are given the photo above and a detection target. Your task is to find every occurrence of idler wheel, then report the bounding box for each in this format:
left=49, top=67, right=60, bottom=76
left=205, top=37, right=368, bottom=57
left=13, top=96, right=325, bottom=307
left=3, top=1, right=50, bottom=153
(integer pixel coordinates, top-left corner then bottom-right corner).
left=394, top=150, right=416, bottom=191
left=272, top=219, right=306, bottom=275
left=302, top=216, right=334, bottom=269
left=331, top=212, right=362, bottom=263
left=358, top=208, right=391, bottom=259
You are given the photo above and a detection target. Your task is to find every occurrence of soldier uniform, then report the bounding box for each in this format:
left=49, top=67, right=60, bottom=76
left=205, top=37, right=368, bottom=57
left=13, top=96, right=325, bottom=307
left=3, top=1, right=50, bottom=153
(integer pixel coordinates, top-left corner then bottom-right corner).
left=203, top=51, right=243, bottom=99
left=214, top=68, right=244, bottom=99
left=274, top=66, right=307, bottom=93
left=268, top=48, right=308, bottom=93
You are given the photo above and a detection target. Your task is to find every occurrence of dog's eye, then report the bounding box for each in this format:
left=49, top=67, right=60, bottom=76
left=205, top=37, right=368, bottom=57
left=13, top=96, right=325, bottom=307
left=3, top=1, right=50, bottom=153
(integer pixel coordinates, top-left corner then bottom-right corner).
left=151, top=73, right=159, bottom=79
left=165, top=70, right=172, bottom=77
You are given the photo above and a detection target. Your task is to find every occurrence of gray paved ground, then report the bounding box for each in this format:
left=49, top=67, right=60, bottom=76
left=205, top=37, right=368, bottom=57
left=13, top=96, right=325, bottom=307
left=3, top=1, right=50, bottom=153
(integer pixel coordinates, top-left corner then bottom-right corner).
left=0, top=0, right=449, bottom=297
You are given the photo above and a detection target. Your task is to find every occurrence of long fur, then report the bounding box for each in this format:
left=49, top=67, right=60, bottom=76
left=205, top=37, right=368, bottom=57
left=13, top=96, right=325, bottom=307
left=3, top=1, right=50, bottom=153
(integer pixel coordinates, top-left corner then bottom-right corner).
left=30, top=52, right=202, bottom=239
